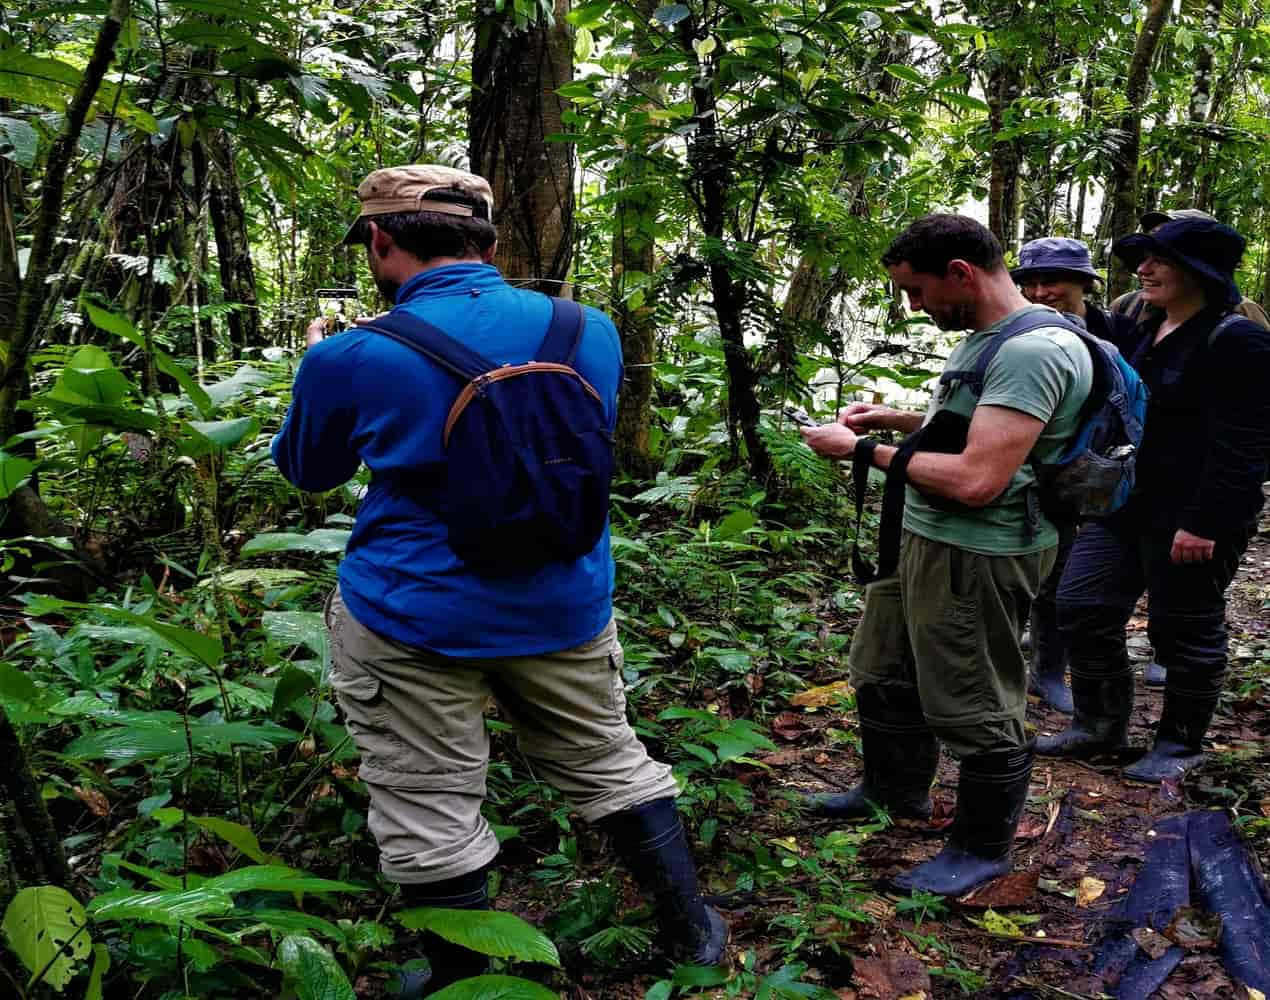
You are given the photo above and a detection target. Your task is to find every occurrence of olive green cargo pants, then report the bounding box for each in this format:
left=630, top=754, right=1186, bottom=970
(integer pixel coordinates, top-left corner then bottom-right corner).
left=325, top=589, right=679, bottom=884
left=848, top=532, right=1055, bottom=756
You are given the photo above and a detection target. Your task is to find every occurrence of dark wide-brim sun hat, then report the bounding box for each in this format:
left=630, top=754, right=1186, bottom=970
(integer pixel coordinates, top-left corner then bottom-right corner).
left=1113, top=217, right=1245, bottom=306
left=1010, top=237, right=1100, bottom=283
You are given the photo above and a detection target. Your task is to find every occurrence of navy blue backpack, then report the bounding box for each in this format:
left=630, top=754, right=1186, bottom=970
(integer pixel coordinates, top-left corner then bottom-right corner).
left=361, top=298, right=614, bottom=574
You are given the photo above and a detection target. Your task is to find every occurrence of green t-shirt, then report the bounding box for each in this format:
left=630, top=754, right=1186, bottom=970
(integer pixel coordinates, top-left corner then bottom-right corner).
left=903, top=306, right=1094, bottom=555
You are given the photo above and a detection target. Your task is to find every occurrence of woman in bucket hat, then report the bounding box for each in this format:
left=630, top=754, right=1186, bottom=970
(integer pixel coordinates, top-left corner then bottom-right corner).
left=1036, top=217, right=1270, bottom=783
left=1009, top=238, right=1132, bottom=715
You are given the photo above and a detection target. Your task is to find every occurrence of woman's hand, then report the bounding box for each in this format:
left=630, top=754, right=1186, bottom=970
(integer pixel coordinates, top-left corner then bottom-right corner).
left=1170, top=529, right=1215, bottom=564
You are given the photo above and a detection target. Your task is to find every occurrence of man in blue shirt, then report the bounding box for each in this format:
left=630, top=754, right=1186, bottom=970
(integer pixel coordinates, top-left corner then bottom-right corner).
left=273, top=165, right=725, bottom=995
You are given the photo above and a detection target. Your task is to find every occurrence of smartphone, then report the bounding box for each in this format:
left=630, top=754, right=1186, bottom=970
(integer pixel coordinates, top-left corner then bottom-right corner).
left=315, top=287, right=361, bottom=332
left=783, top=406, right=820, bottom=429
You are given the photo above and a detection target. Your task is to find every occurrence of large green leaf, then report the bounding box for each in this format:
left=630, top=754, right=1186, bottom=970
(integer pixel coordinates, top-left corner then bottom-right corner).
left=432, top=976, right=560, bottom=1000
left=0, top=449, right=35, bottom=499
left=61, top=346, right=131, bottom=406
left=24, top=596, right=223, bottom=668
left=87, top=886, right=234, bottom=927
left=180, top=416, right=260, bottom=456
left=84, top=304, right=214, bottom=417
left=2, top=886, right=91, bottom=991
left=263, top=611, right=329, bottom=660
left=0, top=49, right=80, bottom=110
left=276, top=935, right=356, bottom=1000
left=0, top=661, right=41, bottom=706
left=85, top=942, right=110, bottom=1000
left=213, top=568, right=312, bottom=590
left=65, top=717, right=297, bottom=763
left=201, top=865, right=367, bottom=895
left=187, top=816, right=278, bottom=864
left=0, top=115, right=38, bottom=167
left=397, top=910, right=559, bottom=967
left=203, top=365, right=273, bottom=408
left=711, top=509, right=756, bottom=542
left=242, top=529, right=351, bottom=556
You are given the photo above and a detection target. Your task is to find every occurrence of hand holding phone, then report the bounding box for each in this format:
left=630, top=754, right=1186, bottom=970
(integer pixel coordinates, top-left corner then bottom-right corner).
left=783, top=406, right=820, bottom=428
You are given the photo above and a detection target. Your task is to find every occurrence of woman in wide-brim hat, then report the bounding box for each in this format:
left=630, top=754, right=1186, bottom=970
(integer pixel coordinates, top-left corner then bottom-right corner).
left=1037, top=216, right=1270, bottom=784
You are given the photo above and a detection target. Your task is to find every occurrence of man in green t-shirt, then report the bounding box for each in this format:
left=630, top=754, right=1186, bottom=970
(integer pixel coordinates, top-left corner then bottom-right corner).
left=801, top=214, right=1091, bottom=897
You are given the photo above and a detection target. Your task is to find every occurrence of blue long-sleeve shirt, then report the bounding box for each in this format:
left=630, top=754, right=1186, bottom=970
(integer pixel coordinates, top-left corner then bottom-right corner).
left=272, top=264, right=623, bottom=656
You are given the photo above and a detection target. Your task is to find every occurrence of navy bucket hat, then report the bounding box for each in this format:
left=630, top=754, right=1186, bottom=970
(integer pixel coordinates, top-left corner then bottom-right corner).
left=1113, top=217, right=1245, bottom=307
left=1011, top=237, right=1100, bottom=283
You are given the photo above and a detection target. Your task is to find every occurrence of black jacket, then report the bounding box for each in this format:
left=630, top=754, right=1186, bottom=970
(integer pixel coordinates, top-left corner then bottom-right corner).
left=1118, top=307, right=1270, bottom=537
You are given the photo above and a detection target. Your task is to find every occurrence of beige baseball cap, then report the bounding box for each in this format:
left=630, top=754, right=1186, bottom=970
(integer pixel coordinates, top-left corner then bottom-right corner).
left=340, top=165, right=495, bottom=244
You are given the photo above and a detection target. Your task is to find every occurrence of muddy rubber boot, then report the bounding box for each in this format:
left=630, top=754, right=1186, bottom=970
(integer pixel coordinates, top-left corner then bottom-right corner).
left=1027, top=597, right=1073, bottom=714
left=1124, top=664, right=1223, bottom=783
left=1035, top=667, right=1133, bottom=758
left=390, top=869, right=490, bottom=999
left=600, top=797, right=728, bottom=966
left=889, top=745, right=1032, bottom=898
left=1143, top=660, right=1167, bottom=688
left=804, top=684, right=938, bottom=821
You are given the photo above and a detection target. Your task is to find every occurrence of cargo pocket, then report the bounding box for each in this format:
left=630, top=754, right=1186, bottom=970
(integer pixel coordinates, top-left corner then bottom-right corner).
left=607, top=639, right=628, bottom=720
left=329, top=655, right=389, bottom=741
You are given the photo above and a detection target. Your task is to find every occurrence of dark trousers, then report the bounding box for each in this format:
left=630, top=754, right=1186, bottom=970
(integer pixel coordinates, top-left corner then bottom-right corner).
left=1057, top=514, right=1252, bottom=687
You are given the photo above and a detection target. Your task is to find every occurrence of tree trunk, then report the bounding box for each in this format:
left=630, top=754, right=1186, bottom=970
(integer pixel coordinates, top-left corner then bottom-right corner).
left=0, top=708, right=75, bottom=908
left=205, top=127, right=260, bottom=355
left=987, top=56, right=1023, bottom=254
left=1176, top=0, right=1224, bottom=207
left=0, top=0, right=130, bottom=441
left=469, top=0, right=574, bottom=295
left=610, top=0, right=662, bottom=480
left=1106, top=0, right=1170, bottom=298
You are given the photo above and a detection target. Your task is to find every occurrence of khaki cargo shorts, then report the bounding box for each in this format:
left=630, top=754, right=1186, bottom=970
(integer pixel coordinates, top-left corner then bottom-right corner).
left=325, top=588, right=678, bottom=884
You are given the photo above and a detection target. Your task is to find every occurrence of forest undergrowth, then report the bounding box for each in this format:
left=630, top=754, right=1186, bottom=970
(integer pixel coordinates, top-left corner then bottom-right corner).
left=1, top=349, right=1267, bottom=999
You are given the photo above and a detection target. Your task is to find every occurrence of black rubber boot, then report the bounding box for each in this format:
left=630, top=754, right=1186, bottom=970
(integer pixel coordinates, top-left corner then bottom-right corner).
left=889, top=745, right=1033, bottom=898
left=390, top=869, right=491, bottom=999
left=1143, top=660, right=1167, bottom=688
left=1027, top=597, right=1073, bottom=714
left=1035, top=666, right=1132, bottom=757
left=1124, top=664, right=1223, bottom=783
left=805, top=684, right=938, bottom=821
left=600, top=797, right=727, bottom=966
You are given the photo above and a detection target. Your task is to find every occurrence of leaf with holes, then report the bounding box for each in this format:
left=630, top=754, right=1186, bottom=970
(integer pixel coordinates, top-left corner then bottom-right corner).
left=2, top=886, right=92, bottom=991
left=398, top=910, right=559, bottom=966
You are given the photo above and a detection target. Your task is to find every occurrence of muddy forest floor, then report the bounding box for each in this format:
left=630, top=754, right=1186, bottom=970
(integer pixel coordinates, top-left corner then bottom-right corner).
left=481, top=510, right=1270, bottom=1000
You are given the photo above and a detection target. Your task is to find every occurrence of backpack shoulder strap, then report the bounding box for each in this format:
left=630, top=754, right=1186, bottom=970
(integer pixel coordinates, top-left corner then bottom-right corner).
left=535, top=298, right=586, bottom=364
left=1207, top=312, right=1244, bottom=349
left=358, top=311, right=496, bottom=382
left=941, top=309, right=1084, bottom=396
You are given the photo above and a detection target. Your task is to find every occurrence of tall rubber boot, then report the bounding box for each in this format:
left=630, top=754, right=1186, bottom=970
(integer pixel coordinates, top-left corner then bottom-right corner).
left=889, top=745, right=1033, bottom=898
left=600, top=797, right=728, bottom=966
left=805, top=684, right=939, bottom=821
left=390, top=868, right=491, bottom=999
left=1027, top=596, right=1073, bottom=714
left=1035, top=666, right=1132, bottom=757
left=1124, top=663, right=1224, bottom=783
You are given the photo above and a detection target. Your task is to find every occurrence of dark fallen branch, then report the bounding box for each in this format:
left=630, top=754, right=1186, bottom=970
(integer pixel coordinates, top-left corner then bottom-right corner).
left=1188, top=810, right=1270, bottom=992
left=1092, top=812, right=1188, bottom=998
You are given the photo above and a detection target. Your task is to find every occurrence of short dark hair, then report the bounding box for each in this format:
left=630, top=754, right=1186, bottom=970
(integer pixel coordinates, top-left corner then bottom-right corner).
left=881, top=214, right=1004, bottom=276
left=347, top=210, right=497, bottom=261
